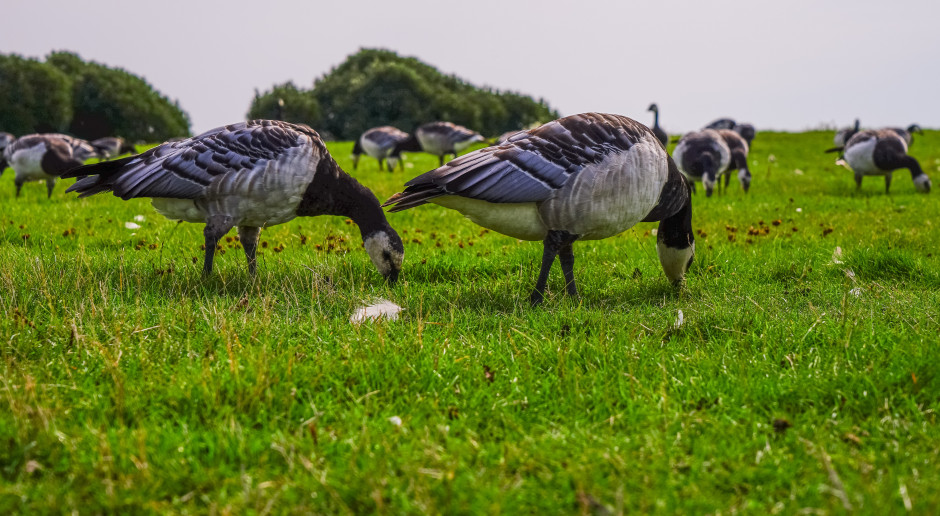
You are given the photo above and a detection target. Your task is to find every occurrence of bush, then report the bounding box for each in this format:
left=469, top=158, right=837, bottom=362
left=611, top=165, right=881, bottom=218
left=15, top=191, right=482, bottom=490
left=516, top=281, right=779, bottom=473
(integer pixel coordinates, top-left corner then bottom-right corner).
left=0, top=54, right=72, bottom=134
left=248, top=48, right=558, bottom=140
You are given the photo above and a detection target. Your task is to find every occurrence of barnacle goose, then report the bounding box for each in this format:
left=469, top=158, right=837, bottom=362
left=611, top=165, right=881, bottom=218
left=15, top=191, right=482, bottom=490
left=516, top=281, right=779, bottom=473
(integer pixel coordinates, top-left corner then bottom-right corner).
left=351, top=126, right=411, bottom=172
left=1, top=134, right=87, bottom=197
left=64, top=120, right=405, bottom=279
left=383, top=112, right=694, bottom=305
left=647, top=104, right=669, bottom=146
left=392, top=122, right=485, bottom=167
left=0, top=132, right=14, bottom=154
left=835, top=129, right=931, bottom=193
left=672, top=129, right=731, bottom=197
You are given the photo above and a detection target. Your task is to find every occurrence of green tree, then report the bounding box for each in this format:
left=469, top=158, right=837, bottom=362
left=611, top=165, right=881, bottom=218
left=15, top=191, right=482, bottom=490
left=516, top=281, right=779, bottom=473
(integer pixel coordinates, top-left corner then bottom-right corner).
left=247, top=81, right=321, bottom=128
left=0, top=54, right=72, bottom=134
left=46, top=51, right=190, bottom=141
left=249, top=48, right=558, bottom=140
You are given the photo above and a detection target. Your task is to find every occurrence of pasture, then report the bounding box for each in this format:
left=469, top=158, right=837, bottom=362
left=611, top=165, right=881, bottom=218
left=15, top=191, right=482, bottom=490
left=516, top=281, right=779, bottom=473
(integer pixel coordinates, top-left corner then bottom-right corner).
left=1, top=130, right=938, bottom=514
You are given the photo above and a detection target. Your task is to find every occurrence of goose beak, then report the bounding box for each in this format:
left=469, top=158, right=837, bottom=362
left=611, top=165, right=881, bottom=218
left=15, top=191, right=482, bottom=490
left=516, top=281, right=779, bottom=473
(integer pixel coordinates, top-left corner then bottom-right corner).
left=385, top=268, right=400, bottom=285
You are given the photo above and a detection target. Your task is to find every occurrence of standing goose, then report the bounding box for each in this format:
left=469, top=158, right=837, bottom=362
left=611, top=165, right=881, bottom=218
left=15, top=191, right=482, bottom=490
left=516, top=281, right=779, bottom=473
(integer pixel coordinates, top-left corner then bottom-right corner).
left=63, top=120, right=405, bottom=279
left=833, top=119, right=861, bottom=147
left=837, top=129, right=930, bottom=193
left=647, top=103, right=669, bottom=146
left=1, top=134, right=86, bottom=197
left=704, top=118, right=737, bottom=130
left=397, top=121, right=485, bottom=167
left=715, top=129, right=752, bottom=193
left=382, top=112, right=694, bottom=305
left=91, top=137, right=137, bottom=160
left=672, top=129, right=731, bottom=197
left=351, top=126, right=411, bottom=171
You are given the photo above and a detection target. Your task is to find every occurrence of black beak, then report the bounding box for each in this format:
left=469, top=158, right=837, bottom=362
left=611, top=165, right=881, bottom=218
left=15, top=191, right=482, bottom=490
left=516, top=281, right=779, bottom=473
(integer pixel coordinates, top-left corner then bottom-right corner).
left=386, top=268, right=400, bottom=285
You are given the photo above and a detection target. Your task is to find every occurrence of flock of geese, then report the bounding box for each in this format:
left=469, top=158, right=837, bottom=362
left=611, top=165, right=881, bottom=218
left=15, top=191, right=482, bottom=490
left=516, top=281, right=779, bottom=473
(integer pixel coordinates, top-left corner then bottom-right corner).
left=0, top=108, right=931, bottom=304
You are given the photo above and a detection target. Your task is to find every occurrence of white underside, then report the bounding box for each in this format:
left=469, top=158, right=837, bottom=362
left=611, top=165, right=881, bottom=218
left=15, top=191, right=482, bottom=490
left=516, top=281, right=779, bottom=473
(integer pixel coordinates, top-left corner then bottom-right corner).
left=361, top=138, right=392, bottom=159
left=657, top=241, right=694, bottom=284
left=10, top=144, right=55, bottom=183
left=844, top=137, right=881, bottom=175
left=433, top=196, right=547, bottom=241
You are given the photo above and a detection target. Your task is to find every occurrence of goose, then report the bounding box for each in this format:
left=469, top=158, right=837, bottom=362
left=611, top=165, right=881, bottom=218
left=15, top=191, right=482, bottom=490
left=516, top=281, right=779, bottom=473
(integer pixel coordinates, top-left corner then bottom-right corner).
left=647, top=103, right=669, bottom=146
left=886, top=124, right=923, bottom=147
left=715, top=129, right=752, bottom=193
left=351, top=126, right=410, bottom=171
left=835, top=129, right=930, bottom=193
left=1, top=134, right=87, bottom=197
left=672, top=129, right=731, bottom=197
left=382, top=112, right=694, bottom=305
left=393, top=122, right=485, bottom=167
left=91, top=137, right=137, bottom=160
left=63, top=120, right=405, bottom=279
left=47, top=133, right=101, bottom=161
left=704, top=119, right=756, bottom=146
left=0, top=132, right=14, bottom=153
left=833, top=119, right=861, bottom=147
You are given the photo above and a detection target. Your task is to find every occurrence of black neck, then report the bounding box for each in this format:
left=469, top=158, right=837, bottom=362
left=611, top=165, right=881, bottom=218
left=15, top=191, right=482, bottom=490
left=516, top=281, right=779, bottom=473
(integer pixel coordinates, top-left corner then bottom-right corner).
left=653, top=110, right=660, bottom=127
left=902, top=155, right=924, bottom=178
left=658, top=193, right=693, bottom=250
left=392, top=135, right=422, bottom=156
left=296, top=156, right=390, bottom=238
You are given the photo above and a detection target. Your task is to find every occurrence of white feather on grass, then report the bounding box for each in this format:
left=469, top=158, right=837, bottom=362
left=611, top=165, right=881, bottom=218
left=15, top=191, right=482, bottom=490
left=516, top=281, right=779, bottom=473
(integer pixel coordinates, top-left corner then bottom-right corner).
left=350, top=299, right=403, bottom=324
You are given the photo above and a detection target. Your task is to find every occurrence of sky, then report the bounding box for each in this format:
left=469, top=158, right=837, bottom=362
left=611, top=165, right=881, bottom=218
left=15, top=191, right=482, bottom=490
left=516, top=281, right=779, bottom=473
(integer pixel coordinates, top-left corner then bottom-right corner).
left=5, top=0, right=939, bottom=135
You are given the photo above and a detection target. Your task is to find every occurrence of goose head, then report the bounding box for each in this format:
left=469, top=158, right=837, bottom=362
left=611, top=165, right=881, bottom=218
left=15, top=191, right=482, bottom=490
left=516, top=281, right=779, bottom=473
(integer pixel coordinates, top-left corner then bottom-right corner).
left=738, top=168, right=752, bottom=193
left=647, top=103, right=659, bottom=113
left=690, top=154, right=719, bottom=197
left=913, top=174, right=931, bottom=193
left=363, top=227, right=405, bottom=284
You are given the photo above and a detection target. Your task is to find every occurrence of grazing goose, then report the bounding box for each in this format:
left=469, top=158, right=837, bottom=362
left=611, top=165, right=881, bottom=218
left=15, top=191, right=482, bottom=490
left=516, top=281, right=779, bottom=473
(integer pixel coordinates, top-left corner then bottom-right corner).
left=395, top=122, right=485, bottom=167
left=352, top=126, right=410, bottom=171
left=835, top=129, right=930, bottom=193
left=382, top=112, right=694, bottom=305
left=733, top=123, right=756, bottom=147
left=715, top=129, right=752, bottom=193
left=91, top=137, right=137, bottom=159
left=63, top=120, right=405, bottom=279
left=833, top=119, right=861, bottom=147
left=672, top=129, right=731, bottom=197
left=647, top=104, right=669, bottom=146
left=47, top=133, right=101, bottom=161
left=886, top=124, right=923, bottom=147
left=1, top=134, right=86, bottom=197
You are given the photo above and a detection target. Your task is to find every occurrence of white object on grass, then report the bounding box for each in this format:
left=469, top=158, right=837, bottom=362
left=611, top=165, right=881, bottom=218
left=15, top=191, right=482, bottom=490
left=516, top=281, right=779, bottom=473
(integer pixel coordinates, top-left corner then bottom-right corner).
left=350, top=299, right=403, bottom=324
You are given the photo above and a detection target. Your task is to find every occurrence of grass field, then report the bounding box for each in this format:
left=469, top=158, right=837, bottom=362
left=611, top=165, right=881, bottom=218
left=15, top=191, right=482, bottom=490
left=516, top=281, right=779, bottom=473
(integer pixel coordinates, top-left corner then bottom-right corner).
left=1, top=129, right=938, bottom=514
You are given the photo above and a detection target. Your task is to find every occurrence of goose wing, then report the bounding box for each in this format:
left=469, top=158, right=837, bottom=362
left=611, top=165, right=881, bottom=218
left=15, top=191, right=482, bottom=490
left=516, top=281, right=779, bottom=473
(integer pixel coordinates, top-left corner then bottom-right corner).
left=384, top=113, right=650, bottom=210
left=65, top=120, right=323, bottom=200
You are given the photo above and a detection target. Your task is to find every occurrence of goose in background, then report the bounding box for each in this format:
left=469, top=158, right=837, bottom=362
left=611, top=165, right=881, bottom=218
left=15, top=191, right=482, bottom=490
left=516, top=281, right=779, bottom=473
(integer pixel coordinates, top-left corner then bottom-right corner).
left=1, top=134, right=87, bottom=197
left=704, top=118, right=756, bottom=147
left=64, top=120, right=405, bottom=279
left=383, top=112, right=694, bottom=305
left=647, top=103, right=669, bottom=146
left=886, top=124, right=923, bottom=147
left=672, top=129, right=731, bottom=197
left=830, top=129, right=931, bottom=193
left=833, top=119, right=861, bottom=147
left=351, top=126, right=411, bottom=171
left=91, top=137, right=137, bottom=159
left=393, top=122, right=485, bottom=167
left=0, top=132, right=14, bottom=154
left=715, top=129, right=752, bottom=193
left=47, top=133, right=102, bottom=161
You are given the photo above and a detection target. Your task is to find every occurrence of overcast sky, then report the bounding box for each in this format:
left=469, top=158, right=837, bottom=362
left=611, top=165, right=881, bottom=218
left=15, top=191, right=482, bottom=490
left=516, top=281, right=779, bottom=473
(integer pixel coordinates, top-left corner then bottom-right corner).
left=6, top=0, right=939, bottom=135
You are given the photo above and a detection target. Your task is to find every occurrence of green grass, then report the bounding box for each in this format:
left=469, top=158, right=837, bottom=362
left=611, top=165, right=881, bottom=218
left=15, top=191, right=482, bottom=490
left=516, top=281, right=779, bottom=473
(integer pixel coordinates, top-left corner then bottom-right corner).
left=1, top=130, right=938, bottom=514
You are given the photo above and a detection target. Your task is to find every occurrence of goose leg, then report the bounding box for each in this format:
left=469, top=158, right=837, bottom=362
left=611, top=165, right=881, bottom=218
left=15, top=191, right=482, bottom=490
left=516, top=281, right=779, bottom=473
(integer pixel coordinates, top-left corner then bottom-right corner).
left=378, top=159, right=384, bottom=171
left=884, top=173, right=892, bottom=194
left=46, top=179, right=55, bottom=198
left=723, top=172, right=730, bottom=191
left=438, top=155, right=445, bottom=167
left=558, top=242, right=579, bottom=298
left=855, top=173, right=863, bottom=190
left=239, top=226, right=261, bottom=276
left=530, top=230, right=578, bottom=306
left=202, top=215, right=234, bottom=276
left=15, top=181, right=23, bottom=198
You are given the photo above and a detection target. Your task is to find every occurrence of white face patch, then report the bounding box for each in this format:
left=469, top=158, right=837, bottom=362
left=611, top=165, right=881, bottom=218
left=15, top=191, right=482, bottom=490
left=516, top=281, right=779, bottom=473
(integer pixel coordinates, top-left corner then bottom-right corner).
left=657, top=241, right=695, bottom=285
left=914, top=174, right=932, bottom=193
left=364, top=231, right=404, bottom=276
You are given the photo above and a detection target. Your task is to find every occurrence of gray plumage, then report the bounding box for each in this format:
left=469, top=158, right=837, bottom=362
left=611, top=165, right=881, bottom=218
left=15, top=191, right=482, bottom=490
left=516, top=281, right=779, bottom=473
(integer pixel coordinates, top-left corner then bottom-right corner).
left=352, top=126, right=410, bottom=171
left=64, top=120, right=405, bottom=280
left=415, top=121, right=485, bottom=166
left=383, top=112, right=695, bottom=304
left=672, top=129, right=731, bottom=197
left=1, top=134, right=86, bottom=198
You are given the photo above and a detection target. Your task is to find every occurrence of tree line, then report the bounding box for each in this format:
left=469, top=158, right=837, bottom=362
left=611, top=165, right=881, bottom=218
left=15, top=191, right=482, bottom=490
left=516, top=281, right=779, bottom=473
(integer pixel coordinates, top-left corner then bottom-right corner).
left=0, top=51, right=190, bottom=141
left=248, top=49, right=559, bottom=140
